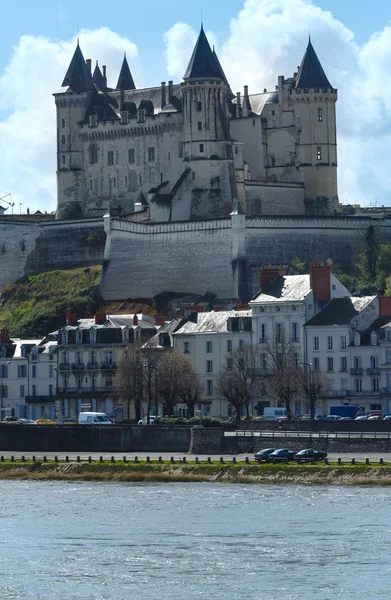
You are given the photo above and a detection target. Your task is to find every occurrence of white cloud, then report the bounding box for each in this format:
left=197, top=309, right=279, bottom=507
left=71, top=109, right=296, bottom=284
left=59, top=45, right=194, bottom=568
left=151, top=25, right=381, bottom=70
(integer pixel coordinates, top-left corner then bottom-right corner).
left=163, top=22, right=218, bottom=81
left=0, top=27, right=140, bottom=213
left=163, top=0, right=391, bottom=206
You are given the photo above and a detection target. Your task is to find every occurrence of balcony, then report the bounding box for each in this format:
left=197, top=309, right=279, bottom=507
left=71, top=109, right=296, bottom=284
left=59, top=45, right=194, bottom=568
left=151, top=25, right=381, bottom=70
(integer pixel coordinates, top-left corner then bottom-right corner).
left=366, top=368, right=380, bottom=376
left=321, top=390, right=347, bottom=398
left=350, top=368, right=363, bottom=376
left=347, top=390, right=381, bottom=397
left=100, top=362, right=117, bottom=370
left=57, top=386, right=115, bottom=397
left=58, top=363, right=71, bottom=371
left=71, top=363, right=85, bottom=371
left=86, top=362, right=99, bottom=370
left=25, top=395, right=55, bottom=404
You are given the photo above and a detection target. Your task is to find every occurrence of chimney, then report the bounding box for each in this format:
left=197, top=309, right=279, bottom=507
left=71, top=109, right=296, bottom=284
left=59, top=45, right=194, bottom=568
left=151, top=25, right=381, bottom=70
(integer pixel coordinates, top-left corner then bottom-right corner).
left=242, top=85, right=249, bottom=117
left=0, top=328, right=10, bottom=343
left=168, top=80, right=173, bottom=101
left=155, top=314, right=166, bottom=327
left=259, top=265, right=285, bottom=292
left=94, top=312, right=106, bottom=325
left=161, top=82, right=166, bottom=109
left=65, top=310, right=77, bottom=326
left=379, top=297, right=391, bottom=317
left=310, top=263, right=331, bottom=302
left=86, top=59, right=92, bottom=76
left=102, top=65, right=107, bottom=87
left=236, top=92, right=241, bottom=118
left=133, top=314, right=138, bottom=325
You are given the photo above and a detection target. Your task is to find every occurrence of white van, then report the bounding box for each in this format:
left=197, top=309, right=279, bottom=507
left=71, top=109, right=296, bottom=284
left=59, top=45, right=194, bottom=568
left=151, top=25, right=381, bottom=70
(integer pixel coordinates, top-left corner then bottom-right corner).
left=263, top=407, right=287, bottom=420
left=78, top=412, right=112, bottom=425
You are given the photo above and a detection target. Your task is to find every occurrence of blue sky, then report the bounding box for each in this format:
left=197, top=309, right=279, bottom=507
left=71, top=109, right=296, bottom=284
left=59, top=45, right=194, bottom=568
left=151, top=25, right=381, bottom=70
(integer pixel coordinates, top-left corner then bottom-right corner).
left=1, top=0, right=391, bottom=212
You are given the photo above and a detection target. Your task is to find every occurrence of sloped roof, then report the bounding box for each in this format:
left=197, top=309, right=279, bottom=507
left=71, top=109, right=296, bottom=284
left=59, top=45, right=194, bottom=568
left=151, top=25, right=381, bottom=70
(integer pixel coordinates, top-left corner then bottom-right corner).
left=116, top=55, right=136, bottom=91
left=174, top=311, right=251, bottom=335
left=92, top=62, right=106, bottom=91
left=142, top=318, right=185, bottom=349
left=295, top=39, right=333, bottom=89
left=61, top=43, right=94, bottom=93
left=183, top=26, right=225, bottom=80
left=305, top=296, right=375, bottom=327
left=251, top=275, right=311, bottom=303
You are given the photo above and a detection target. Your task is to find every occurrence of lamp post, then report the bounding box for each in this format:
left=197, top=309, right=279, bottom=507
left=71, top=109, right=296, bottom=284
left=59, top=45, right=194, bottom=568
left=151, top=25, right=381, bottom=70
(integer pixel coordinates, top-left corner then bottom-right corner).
left=0, top=361, right=11, bottom=421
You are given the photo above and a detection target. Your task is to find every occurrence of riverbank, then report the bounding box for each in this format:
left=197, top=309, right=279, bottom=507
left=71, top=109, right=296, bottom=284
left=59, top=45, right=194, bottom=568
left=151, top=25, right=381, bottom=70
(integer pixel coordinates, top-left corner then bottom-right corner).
left=1, top=460, right=391, bottom=485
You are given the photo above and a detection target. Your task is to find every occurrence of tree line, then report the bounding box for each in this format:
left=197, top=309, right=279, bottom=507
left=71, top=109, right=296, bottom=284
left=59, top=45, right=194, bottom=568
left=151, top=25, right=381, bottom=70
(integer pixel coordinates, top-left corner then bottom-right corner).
left=116, top=329, right=326, bottom=422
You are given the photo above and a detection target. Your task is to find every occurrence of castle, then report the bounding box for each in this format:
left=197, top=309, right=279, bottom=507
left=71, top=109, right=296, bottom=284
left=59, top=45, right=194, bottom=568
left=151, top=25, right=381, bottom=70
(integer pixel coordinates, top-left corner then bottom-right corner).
left=55, top=27, right=339, bottom=221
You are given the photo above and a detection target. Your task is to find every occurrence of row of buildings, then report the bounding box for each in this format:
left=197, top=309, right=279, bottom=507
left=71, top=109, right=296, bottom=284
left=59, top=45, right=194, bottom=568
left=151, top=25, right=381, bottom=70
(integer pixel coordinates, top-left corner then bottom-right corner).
left=2, top=264, right=391, bottom=420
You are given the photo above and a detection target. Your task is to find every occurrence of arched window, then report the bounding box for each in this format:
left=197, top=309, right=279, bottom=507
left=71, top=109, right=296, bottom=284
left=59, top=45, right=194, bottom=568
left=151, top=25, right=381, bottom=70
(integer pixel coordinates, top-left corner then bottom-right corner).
left=89, top=143, right=98, bottom=164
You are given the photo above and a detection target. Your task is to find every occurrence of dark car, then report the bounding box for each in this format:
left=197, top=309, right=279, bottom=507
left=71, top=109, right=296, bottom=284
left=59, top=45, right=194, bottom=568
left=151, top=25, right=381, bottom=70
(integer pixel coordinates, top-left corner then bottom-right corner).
left=294, top=449, right=328, bottom=463
left=269, top=448, right=297, bottom=463
left=254, top=448, right=276, bottom=463
left=3, top=416, right=18, bottom=422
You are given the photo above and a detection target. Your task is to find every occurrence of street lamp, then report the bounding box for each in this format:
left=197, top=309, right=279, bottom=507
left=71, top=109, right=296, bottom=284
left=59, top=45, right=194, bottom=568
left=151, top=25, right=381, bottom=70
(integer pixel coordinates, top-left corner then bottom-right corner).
left=0, top=361, right=11, bottom=421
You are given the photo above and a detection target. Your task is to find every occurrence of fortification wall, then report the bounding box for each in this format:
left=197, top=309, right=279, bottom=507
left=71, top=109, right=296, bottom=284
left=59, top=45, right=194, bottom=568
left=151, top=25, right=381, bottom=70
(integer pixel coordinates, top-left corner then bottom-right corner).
left=101, top=217, right=238, bottom=300
left=0, top=217, right=105, bottom=291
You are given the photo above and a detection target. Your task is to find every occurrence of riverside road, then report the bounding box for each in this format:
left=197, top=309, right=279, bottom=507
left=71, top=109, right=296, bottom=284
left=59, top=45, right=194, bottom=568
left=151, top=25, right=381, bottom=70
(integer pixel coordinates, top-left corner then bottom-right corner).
left=2, top=451, right=391, bottom=462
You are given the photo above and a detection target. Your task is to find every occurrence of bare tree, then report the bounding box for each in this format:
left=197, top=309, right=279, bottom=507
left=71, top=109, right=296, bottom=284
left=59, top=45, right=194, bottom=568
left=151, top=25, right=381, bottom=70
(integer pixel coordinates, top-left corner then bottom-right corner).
left=262, top=327, right=300, bottom=419
left=139, top=346, right=160, bottom=422
left=178, top=367, right=204, bottom=418
left=219, top=345, right=260, bottom=420
left=298, top=365, right=327, bottom=420
left=116, top=346, right=143, bottom=422
left=156, top=350, right=190, bottom=416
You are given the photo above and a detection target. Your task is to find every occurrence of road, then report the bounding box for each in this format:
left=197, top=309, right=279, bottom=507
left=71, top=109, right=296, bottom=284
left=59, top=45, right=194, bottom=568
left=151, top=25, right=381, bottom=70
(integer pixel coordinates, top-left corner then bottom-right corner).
left=230, top=430, right=391, bottom=439
left=1, top=451, right=391, bottom=463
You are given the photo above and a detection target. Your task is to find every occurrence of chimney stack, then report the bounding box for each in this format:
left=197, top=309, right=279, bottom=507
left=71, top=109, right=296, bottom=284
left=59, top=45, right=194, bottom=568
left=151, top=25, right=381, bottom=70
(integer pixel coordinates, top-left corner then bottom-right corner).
left=133, top=314, right=138, bottom=325
left=86, top=59, right=92, bottom=76
left=310, top=263, right=331, bottom=302
left=259, top=265, right=285, bottom=292
left=168, top=80, right=173, bottom=101
left=242, top=85, right=249, bottom=117
left=379, top=297, right=391, bottom=317
left=0, top=328, right=10, bottom=343
left=155, top=314, right=166, bottom=327
left=161, top=82, right=166, bottom=109
left=94, top=312, right=106, bottom=325
left=65, top=310, right=77, bottom=326
left=102, top=65, right=107, bottom=87
left=236, top=92, right=241, bottom=118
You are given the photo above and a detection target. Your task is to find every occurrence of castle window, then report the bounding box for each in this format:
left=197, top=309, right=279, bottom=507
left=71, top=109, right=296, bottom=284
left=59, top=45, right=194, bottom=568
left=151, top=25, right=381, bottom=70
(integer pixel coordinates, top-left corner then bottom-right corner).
left=197, top=101, right=202, bottom=111
left=148, top=147, right=155, bottom=162
left=128, top=149, right=135, bottom=164
left=317, top=108, right=323, bottom=121
left=199, top=144, right=204, bottom=153
left=61, top=118, right=65, bottom=128
left=317, top=147, right=322, bottom=160
left=62, top=155, right=65, bottom=165
left=61, top=135, right=65, bottom=145
left=198, top=121, right=202, bottom=131
left=108, top=151, right=114, bottom=165
left=125, top=176, right=128, bottom=188
left=253, top=119, right=255, bottom=126
left=90, top=179, right=92, bottom=191
left=113, top=177, right=116, bottom=188
left=89, top=144, right=98, bottom=164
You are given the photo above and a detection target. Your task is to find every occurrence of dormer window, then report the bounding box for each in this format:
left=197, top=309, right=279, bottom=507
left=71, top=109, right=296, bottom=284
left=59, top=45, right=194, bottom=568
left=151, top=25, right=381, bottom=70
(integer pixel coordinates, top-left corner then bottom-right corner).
left=371, top=332, right=377, bottom=346
left=386, top=329, right=391, bottom=341
left=77, top=330, right=82, bottom=344
left=49, top=347, right=54, bottom=361
left=1, top=347, right=6, bottom=358
left=90, top=329, right=96, bottom=343
left=89, top=115, right=97, bottom=128
left=354, top=332, right=361, bottom=346
left=239, top=319, right=244, bottom=331
left=137, top=108, right=146, bottom=123
left=63, top=330, right=68, bottom=344
left=227, top=320, right=232, bottom=332
left=122, top=328, right=128, bottom=342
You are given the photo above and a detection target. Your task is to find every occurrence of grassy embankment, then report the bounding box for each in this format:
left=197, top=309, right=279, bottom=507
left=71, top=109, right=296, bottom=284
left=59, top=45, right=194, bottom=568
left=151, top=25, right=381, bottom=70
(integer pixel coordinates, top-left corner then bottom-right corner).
left=0, top=266, right=157, bottom=338
left=0, top=459, right=391, bottom=485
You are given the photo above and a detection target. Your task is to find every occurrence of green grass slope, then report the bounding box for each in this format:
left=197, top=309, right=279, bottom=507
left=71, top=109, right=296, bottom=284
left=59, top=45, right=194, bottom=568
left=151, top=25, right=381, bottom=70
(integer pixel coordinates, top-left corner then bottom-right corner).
left=0, top=266, right=102, bottom=338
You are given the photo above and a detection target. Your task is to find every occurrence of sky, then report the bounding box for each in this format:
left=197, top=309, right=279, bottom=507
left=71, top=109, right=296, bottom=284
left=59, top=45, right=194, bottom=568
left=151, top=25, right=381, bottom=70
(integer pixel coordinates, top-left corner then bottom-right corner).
left=1, top=0, right=391, bottom=213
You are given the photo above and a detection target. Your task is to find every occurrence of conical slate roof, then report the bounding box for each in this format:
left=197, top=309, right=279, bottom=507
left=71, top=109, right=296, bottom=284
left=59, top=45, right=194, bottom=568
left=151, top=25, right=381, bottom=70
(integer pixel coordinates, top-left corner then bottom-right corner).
left=61, top=42, right=94, bottom=92
left=295, top=39, right=333, bottom=89
left=213, top=47, right=234, bottom=98
left=92, top=62, right=106, bottom=90
left=183, top=26, right=225, bottom=80
left=116, top=55, right=136, bottom=90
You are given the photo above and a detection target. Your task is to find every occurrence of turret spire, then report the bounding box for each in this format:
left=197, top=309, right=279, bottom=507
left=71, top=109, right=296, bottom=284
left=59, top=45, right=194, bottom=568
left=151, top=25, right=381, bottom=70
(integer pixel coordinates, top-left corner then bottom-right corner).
left=295, top=39, right=333, bottom=89
left=61, top=43, right=94, bottom=92
left=92, top=61, right=106, bottom=91
left=116, top=55, right=136, bottom=91
left=183, top=25, right=225, bottom=81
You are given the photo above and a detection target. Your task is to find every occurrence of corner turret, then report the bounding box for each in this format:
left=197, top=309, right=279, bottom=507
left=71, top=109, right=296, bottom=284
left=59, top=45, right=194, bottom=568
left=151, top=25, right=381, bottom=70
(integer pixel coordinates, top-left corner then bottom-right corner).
left=116, top=54, right=136, bottom=91
left=61, top=41, right=94, bottom=93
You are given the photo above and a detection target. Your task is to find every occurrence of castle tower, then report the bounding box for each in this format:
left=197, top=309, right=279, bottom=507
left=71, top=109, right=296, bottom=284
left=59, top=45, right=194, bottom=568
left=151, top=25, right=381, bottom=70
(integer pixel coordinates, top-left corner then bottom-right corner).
left=54, top=42, right=94, bottom=219
left=181, top=26, right=238, bottom=218
left=290, top=38, right=338, bottom=214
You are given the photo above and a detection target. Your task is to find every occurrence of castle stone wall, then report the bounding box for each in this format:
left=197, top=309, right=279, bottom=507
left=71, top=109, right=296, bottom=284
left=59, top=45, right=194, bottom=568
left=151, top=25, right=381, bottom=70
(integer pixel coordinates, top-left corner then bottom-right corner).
left=245, top=181, right=305, bottom=215
left=0, top=220, right=41, bottom=290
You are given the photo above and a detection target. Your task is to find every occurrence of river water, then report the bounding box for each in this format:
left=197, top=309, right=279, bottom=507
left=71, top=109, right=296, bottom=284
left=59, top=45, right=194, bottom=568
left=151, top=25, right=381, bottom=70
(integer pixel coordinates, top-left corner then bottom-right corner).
left=0, top=481, right=390, bottom=599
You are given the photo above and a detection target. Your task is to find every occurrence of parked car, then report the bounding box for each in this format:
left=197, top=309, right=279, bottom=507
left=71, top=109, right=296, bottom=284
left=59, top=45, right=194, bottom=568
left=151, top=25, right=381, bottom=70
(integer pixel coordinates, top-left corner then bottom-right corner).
left=294, top=449, right=328, bottom=463
left=299, top=414, right=311, bottom=420
left=254, top=448, right=276, bottom=462
left=367, top=415, right=383, bottom=420
left=269, top=448, right=297, bottom=463
left=3, top=416, right=18, bottom=422
left=355, top=415, right=368, bottom=420
left=138, top=416, right=157, bottom=425
left=383, top=415, right=391, bottom=420
left=324, top=415, right=341, bottom=420
left=16, top=419, right=36, bottom=425
left=315, top=414, right=327, bottom=420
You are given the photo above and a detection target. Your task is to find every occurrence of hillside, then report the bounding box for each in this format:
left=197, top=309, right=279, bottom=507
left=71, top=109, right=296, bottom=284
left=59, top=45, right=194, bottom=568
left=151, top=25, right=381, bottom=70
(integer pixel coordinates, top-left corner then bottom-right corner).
left=0, top=266, right=102, bottom=338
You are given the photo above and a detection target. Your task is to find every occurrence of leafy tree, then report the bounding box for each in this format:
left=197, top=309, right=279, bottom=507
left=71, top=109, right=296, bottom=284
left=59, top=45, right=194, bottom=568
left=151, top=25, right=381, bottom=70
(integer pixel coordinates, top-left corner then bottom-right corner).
left=218, top=345, right=260, bottom=420
left=292, top=257, right=306, bottom=274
